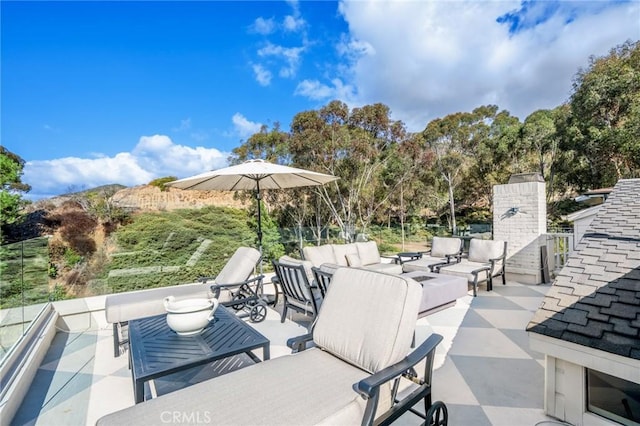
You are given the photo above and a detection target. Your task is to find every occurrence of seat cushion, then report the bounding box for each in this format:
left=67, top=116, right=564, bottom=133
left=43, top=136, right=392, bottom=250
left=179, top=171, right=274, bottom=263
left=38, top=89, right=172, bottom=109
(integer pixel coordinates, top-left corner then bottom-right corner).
left=430, top=237, right=462, bottom=257
left=105, top=283, right=211, bottom=324
left=313, top=268, right=420, bottom=373
left=96, top=348, right=369, bottom=426
left=402, top=256, right=447, bottom=273
left=363, top=262, right=403, bottom=275
left=438, top=259, right=491, bottom=284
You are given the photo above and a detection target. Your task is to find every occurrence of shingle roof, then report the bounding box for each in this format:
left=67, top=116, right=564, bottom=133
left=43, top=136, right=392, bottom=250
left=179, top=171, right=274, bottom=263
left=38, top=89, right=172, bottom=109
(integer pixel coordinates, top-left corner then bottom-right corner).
left=527, top=179, right=640, bottom=360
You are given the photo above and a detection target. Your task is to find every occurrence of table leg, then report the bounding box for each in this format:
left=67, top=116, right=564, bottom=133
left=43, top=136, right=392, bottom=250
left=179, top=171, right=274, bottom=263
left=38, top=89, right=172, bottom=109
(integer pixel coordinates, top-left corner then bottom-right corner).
left=263, top=343, right=270, bottom=361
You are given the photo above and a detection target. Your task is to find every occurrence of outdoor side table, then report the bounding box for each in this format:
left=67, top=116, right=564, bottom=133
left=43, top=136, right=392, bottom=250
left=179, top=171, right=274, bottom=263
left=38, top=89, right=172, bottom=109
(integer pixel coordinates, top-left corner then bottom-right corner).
left=128, top=305, right=270, bottom=404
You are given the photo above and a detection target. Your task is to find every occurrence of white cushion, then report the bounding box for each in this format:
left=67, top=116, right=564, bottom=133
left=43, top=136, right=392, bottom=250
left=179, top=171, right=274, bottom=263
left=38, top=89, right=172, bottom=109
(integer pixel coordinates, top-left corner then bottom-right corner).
left=313, top=268, right=421, bottom=373
left=279, top=255, right=315, bottom=285
left=356, top=241, right=381, bottom=265
left=215, top=247, right=261, bottom=284
left=430, top=237, right=462, bottom=258
left=345, top=253, right=362, bottom=267
left=439, top=259, right=491, bottom=283
left=105, top=283, right=211, bottom=323
left=303, top=244, right=337, bottom=267
left=331, top=244, right=359, bottom=266
left=363, top=263, right=403, bottom=275
left=467, top=239, right=506, bottom=264
left=97, top=348, right=369, bottom=426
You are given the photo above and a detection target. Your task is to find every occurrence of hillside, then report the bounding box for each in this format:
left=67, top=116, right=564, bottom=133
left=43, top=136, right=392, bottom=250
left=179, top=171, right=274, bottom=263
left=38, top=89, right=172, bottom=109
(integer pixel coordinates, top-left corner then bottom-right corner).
left=111, top=185, right=249, bottom=211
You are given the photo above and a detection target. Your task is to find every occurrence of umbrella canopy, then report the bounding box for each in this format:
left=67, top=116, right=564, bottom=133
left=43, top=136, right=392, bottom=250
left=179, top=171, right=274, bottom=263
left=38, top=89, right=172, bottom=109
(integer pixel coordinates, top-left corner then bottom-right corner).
left=167, top=159, right=338, bottom=191
left=167, top=159, right=339, bottom=255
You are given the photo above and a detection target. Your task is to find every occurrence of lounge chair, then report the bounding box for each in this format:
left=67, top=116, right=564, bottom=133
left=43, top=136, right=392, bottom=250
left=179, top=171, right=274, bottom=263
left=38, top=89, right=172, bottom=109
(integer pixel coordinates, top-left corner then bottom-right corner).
left=397, top=236, right=463, bottom=273
left=436, top=238, right=507, bottom=296
left=105, top=246, right=263, bottom=357
left=97, top=267, right=447, bottom=426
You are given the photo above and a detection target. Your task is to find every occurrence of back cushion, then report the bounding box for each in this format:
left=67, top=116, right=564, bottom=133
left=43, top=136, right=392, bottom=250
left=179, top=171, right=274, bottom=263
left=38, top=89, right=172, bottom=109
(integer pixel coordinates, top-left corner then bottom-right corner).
left=313, top=268, right=421, bottom=373
left=279, top=255, right=316, bottom=285
left=430, top=237, right=462, bottom=257
left=356, top=241, right=381, bottom=265
left=303, top=245, right=337, bottom=267
left=468, top=239, right=506, bottom=263
left=216, top=247, right=260, bottom=284
left=332, top=244, right=359, bottom=267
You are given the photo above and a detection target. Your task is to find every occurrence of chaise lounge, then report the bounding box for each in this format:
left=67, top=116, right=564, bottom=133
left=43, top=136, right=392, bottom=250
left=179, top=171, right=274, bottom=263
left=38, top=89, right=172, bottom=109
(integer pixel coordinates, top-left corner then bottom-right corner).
left=105, top=246, right=262, bottom=356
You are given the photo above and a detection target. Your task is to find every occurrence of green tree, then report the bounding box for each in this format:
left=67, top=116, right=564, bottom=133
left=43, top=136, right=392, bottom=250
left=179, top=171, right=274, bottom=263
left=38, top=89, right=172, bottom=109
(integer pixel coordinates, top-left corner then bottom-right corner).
left=0, top=147, right=31, bottom=241
left=562, top=40, right=640, bottom=188
left=289, top=101, right=412, bottom=241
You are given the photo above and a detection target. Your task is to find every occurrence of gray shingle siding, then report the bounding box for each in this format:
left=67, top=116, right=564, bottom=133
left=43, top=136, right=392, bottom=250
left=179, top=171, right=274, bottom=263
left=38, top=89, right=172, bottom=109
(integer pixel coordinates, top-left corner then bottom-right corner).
left=527, top=179, right=640, bottom=360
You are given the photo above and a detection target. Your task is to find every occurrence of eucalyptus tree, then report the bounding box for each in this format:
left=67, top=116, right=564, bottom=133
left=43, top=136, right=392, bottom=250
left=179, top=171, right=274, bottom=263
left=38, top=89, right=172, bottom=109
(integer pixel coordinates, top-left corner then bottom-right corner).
left=561, top=40, right=640, bottom=189
left=463, top=106, right=521, bottom=209
left=289, top=101, right=413, bottom=241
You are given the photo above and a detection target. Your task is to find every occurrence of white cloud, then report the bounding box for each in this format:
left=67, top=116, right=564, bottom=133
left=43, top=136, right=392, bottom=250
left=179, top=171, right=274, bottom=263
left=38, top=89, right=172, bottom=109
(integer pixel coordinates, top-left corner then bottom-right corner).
left=232, top=113, right=262, bottom=139
left=172, top=118, right=191, bottom=132
left=258, top=42, right=305, bottom=78
left=328, top=0, right=640, bottom=131
left=252, top=63, right=272, bottom=86
left=295, top=78, right=355, bottom=101
left=251, top=17, right=276, bottom=35
left=23, top=135, right=229, bottom=200
left=283, top=14, right=305, bottom=32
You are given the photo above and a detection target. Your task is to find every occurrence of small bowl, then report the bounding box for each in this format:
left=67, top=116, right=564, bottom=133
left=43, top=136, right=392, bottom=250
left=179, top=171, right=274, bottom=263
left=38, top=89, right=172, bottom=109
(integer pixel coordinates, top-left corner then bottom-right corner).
left=164, top=297, right=219, bottom=336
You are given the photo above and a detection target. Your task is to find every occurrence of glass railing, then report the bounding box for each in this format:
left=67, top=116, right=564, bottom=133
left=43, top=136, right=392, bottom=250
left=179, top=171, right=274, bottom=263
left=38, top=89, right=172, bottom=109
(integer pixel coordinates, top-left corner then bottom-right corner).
left=0, top=237, right=50, bottom=362
left=0, top=225, right=433, bottom=361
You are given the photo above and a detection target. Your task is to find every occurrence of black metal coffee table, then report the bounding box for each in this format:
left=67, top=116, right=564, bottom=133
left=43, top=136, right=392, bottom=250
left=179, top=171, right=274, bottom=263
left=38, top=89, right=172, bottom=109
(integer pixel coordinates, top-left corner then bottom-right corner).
left=128, top=305, right=270, bottom=403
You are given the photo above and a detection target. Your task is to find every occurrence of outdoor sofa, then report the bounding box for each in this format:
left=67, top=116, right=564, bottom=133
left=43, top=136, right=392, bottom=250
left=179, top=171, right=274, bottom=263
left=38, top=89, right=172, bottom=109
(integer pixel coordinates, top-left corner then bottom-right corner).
left=302, top=240, right=403, bottom=275
left=97, top=267, right=447, bottom=426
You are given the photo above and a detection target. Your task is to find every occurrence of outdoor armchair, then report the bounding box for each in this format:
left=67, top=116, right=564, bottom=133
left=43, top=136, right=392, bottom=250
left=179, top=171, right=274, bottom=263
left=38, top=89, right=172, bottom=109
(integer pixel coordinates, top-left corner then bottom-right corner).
left=97, top=267, right=447, bottom=426
left=398, top=236, right=464, bottom=273
left=272, top=255, right=323, bottom=323
left=436, top=239, right=507, bottom=296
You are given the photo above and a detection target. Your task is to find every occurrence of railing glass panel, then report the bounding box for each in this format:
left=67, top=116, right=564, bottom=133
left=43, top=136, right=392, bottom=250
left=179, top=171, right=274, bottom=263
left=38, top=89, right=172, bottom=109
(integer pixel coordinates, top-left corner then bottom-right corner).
left=0, top=237, right=50, bottom=362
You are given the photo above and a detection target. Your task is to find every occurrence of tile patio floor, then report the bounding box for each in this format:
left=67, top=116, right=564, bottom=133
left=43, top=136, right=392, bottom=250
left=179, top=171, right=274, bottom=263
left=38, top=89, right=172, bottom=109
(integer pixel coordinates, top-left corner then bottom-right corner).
left=12, top=280, right=562, bottom=426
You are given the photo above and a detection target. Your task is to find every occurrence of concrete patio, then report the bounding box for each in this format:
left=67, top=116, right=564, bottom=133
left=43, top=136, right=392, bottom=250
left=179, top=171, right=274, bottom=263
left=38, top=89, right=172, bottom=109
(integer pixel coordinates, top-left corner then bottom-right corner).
left=9, top=277, right=562, bottom=426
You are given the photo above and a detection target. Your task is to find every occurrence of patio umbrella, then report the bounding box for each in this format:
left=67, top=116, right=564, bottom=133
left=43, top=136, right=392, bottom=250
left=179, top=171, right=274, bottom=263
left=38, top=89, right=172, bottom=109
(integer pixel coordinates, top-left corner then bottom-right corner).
left=167, top=159, right=339, bottom=254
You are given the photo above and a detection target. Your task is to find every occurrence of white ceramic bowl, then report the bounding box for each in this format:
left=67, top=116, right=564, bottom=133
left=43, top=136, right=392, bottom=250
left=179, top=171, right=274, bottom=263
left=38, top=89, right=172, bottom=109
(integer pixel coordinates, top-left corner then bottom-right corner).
left=164, top=296, right=219, bottom=336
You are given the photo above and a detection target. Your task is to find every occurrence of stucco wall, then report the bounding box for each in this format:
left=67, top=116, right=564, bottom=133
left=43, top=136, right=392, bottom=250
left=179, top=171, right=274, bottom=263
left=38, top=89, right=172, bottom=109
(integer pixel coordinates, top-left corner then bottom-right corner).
left=493, top=181, right=546, bottom=284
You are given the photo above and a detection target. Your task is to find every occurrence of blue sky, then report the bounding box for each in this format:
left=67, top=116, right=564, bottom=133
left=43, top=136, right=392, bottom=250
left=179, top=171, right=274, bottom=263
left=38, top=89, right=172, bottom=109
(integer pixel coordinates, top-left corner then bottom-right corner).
left=2, top=0, right=638, bottom=200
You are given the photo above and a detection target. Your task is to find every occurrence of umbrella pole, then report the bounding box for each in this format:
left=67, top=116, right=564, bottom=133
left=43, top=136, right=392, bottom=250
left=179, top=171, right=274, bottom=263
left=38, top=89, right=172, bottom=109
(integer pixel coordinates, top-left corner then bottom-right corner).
left=255, top=183, right=264, bottom=275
